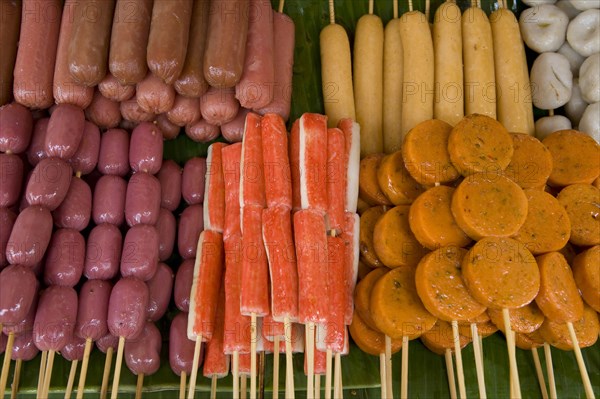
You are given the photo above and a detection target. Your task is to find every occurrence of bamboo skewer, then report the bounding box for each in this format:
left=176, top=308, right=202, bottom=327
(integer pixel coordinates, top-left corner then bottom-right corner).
left=250, top=314, right=258, bottom=399
left=37, top=351, right=47, bottom=398
left=532, top=348, right=549, bottom=399
left=502, top=309, right=521, bottom=398
left=445, top=349, right=457, bottom=399
left=10, top=358, right=22, bottom=399
left=273, top=337, right=280, bottom=399
left=0, top=332, right=15, bottom=397
left=379, top=354, right=387, bottom=399
left=233, top=351, right=240, bottom=399
left=284, top=317, right=295, bottom=399
left=210, top=376, right=218, bottom=399
left=471, top=323, right=487, bottom=398
left=451, top=321, right=466, bottom=399
left=100, top=347, right=114, bottom=399
left=567, top=322, right=595, bottom=399
left=306, top=323, right=315, bottom=399
left=110, top=337, right=126, bottom=399
left=64, top=360, right=78, bottom=399
left=385, top=336, right=393, bottom=399
left=544, top=343, right=557, bottom=399
left=135, top=373, right=144, bottom=399
left=179, top=372, right=187, bottom=399
left=259, top=350, right=265, bottom=399
left=76, top=338, right=93, bottom=399
left=187, top=335, right=203, bottom=399
left=241, top=374, right=248, bottom=399
left=325, top=349, right=332, bottom=399
left=315, top=374, right=321, bottom=399
left=41, top=350, right=56, bottom=399
left=401, top=336, right=409, bottom=399
left=334, top=353, right=343, bottom=399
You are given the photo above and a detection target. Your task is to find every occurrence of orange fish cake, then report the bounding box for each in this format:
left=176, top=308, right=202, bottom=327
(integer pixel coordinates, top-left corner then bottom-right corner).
left=538, top=304, right=599, bottom=351
left=572, top=246, right=600, bottom=313
left=556, top=184, right=600, bottom=247
left=542, top=130, right=600, bottom=187
left=359, top=206, right=386, bottom=268
left=504, top=133, right=553, bottom=189
left=421, top=320, right=471, bottom=355
left=359, top=153, right=392, bottom=206
left=376, top=151, right=424, bottom=205
left=488, top=302, right=545, bottom=334
left=354, top=267, right=388, bottom=332
left=349, top=310, right=402, bottom=356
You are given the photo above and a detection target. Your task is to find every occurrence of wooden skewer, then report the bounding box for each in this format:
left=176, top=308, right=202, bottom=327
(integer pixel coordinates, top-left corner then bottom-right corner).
left=471, top=323, right=487, bottom=398
left=10, top=358, right=21, bottom=399
left=37, top=351, right=47, bottom=397
left=259, top=351, right=265, bottom=399
left=445, top=349, right=457, bottom=399
left=210, top=376, right=218, bottom=399
left=241, top=374, right=248, bottom=399
left=273, top=336, right=280, bottom=399
left=328, top=0, right=335, bottom=24
left=135, top=373, right=144, bottom=399
left=187, top=335, right=203, bottom=399
left=425, top=0, right=431, bottom=21
left=314, top=374, right=321, bottom=399
left=393, top=0, right=398, bottom=19
left=401, top=336, right=409, bottom=399
left=368, top=0, right=374, bottom=15
left=41, top=350, right=56, bottom=399
left=379, top=353, right=387, bottom=399
left=284, top=317, right=295, bottom=399
left=531, top=348, right=549, bottom=399
left=233, top=351, right=240, bottom=399
left=278, top=0, right=284, bottom=14
left=250, top=313, right=257, bottom=399
left=110, top=336, right=126, bottom=399
left=64, top=360, right=78, bottom=399
left=306, top=322, right=315, bottom=399
left=567, top=322, right=595, bottom=399
left=385, top=336, right=393, bottom=399
left=0, top=332, right=15, bottom=397
left=502, top=308, right=521, bottom=398
left=451, top=321, right=466, bottom=399
left=543, top=343, right=557, bottom=399
left=179, top=372, right=187, bottom=399
left=100, top=347, right=114, bottom=399
left=334, top=353, right=342, bottom=399
left=408, top=0, right=413, bottom=13
left=76, top=338, right=93, bottom=399
left=325, top=349, right=332, bottom=399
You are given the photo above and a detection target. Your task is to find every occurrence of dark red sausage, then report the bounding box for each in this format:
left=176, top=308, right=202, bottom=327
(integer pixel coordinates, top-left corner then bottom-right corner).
left=120, top=95, right=155, bottom=123
left=155, top=113, right=181, bottom=141
left=200, top=87, right=240, bottom=126
left=174, top=259, right=193, bottom=312
left=177, top=204, right=204, bottom=259
left=25, top=157, right=72, bottom=210
left=0, top=264, right=37, bottom=326
left=96, top=332, right=118, bottom=353
left=75, top=279, right=112, bottom=341
left=107, top=277, right=149, bottom=339
left=98, top=74, right=135, bottom=102
left=182, top=157, right=207, bottom=205
left=45, top=104, right=85, bottom=160
left=125, top=172, right=161, bottom=226
left=85, top=90, right=122, bottom=129
left=43, top=229, right=85, bottom=287
left=157, top=160, right=182, bottom=212
left=53, top=177, right=92, bottom=231
left=3, top=291, right=37, bottom=336
left=185, top=118, right=220, bottom=143
left=0, top=103, right=33, bottom=154
left=0, top=0, right=21, bottom=106
left=135, top=72, right=176, bottom=115
left=129, top=122, right=163, bottom=174
left=68, top=121, right=101, bottom=176
left=146, top=262, right=174, bottom=321
left=0, top=153, right=23, bottom=207
left=124, top=321, right=161, bottom=375
left=166, top=95, right=201, bottom=127
left=26, top=117, right=49, bottom=166
left=93, top=175, right=127, bottom=226
left=6, top=205, right=53, bottom=267
left=11, top=331, right=40, bottom=361
left=97, top=129, right=130, bottom=177
left=33, top=285, right=78, bottom=351
left=169, top=312, right=196, bottom=376
left=156, top=208, right=176, bottom=262
left=84, top=223, right=122, bottom=280
left=120, top=224, right=159, bottom=281
left=0, top=208, right=17, bottom=269
left=61, top=335, right=86, bottom=361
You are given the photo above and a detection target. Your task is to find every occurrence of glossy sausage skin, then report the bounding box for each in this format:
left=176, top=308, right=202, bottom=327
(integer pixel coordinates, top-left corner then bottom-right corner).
left=84, top=223, right=122, bottom=280
left=169, top=312, right=196, bottom=375
left=0, top=153, right=24, bottom=207
left=43, top=228, right=85, bottom=287
left=124, top=321, right=162, bottom=375
left=174, top=259, right=194, bottom=312
left=6, top=205, right=53, bottom=267
left=146, top=263, right=174, bottom=321
left=0, top=102, right=33, bottom=154
left=120, top=95, right=155, bottom=123
left=136, top=72, right=176, bottom=115
left=33, top=285, right=78, bottom=351
left=2, top=290, right=37, bottom=336
left=156, top=208, right=176, bottom=262
left=98, top=74, right=135, bottom=102
left=157, top=160, right=182, bottom=211
left=96, top=332, right=118, bottom=353
left=52, top=177, right=92, bottom=231
left=0, top=0, right=21, bottom=106
left=0, top=264, right=37, bottom=326
left=0, top=208, right=17, bottom=269
left=97, top=129, right=130, bottom=176
left=167, top=95, right=201, bottom=127
left=27, top=118, right=49, bottom=166
left=120, top=224, right=159, bottom=281
left=109, top=0, right=153, bottom=85
left=45, top=104, right=85, bottom=160
left=221, top=107, right=249, bottom=143
left=85, top=90, right=122, bottom=129
left=155, top=113, right=181, bottom=140
left=182, top=157, right=207, bottom=205
left=11, top=332, right=40, bottom=361
left=125, top=172, right=161, bottom=226
left=75, top=279, right=112, bottom=341
left=68, top=121, right=100, bottom=175
left=25, top=157, right=72, bottom=210
left=177, top=204, right=204, bottom=259
left=93, top=175, right=127, bottom=226
left=200, top=87, right=240, bottom=126
left=185, top=118, right=220, bottom=143
left=61, top=335, right=86, bottom=361
left=107, top=276, right=149, bottom=339
left=129, top=122, right=164, bottom=174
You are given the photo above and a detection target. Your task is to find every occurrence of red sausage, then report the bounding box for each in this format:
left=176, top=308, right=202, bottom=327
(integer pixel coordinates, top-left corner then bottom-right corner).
left=129, top=122, right=163, bottom=174
left=107, top=277, right=149, bottom=339
left=157, top=160, right=182, bottom=212
left=155, top=113, right=181, bottom=141
left=53, top=177, right=92, bottom=231
left=85, top=90, right=122, bottom=129
left=43, top=229, right=85, bottom=287
left=0, top=264, right=37, bottom=326
left=75, top=279, right=111, bottom=341
left=177, top=204, right=204, bottom=259
left=13, top=0, right=61, bottom=109
left=84, top=223, right=122, bottom=280
left=182, top=157, right=207, bottom=205
left=0, top=103, right=33, bottom=154
left=200, top=87, right=240, bottom=126
left=0, top=0, right=21, bottom=106
left=120, top=95, right=155, bottom=123
left=124, top=321, right=161, bottom=375
left=26, top=118, right=49, bottom=166
left=169, top=312, right=196, bottom=376
left=136, top=72, right=176, bottom=115
left=97, top=129, right=130, bottom=177
left=33, top=285, right=78, bottom=351
left=25, top=157, right=72, bottom=210
left=174, top=259, right=193, bottom=312
left=45, top=104, right=85, bottom=160
left=11, top=332, right=40, bottom=361
left=6, top=205, right=53, bottom=267
left=61, top=335, right=86, bottom=361
left=0, top=153, right=23, bottom=207
left=3, top=291, right=37, bottom=336
left=120, top=224, right=159, bottom=281
left=156, top=208, right=176, bottom=262
left=166, top=95, right=201, bottom=127
left=93, top=175, right=126, bottom=226
left=185, top=118, right=220, bottom=143
left=221, top=108, right=250, bottom=143
left=0, top=208, right=17, bottom=269
left=96, top=332, right=118, bottom=353
left=125, top=172, right=161, bottom=226
left=146, top=263, right=174, bottom=321
left=68, top=121, right=101, bottom=176
left=98, top=74, right=135, bottom=102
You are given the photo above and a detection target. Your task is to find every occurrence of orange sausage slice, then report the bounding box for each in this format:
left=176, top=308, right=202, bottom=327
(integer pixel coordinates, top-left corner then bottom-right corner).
left=359, top=206, right=386, bottom=268
left=409, top=185, right=471, bottom=250
left=421, top=320, right=471, bottom=355
left=462, top=237, right=540, bottom=310
left=538, top=304, right=599, bottom=351
left=514, top=332, right=543, bottom=350
left=556, top=184, right=600, bottom=247
left=359, top=154, right=392, bottom=206
left=572, top=246, right=600, bottom=313
left=504, top=133, right=553, bottom=189
left=354, top=267, right=388, bottom=332
left=542, top=130, right=600, bottom=187
left=370, top=266, right=437, bottom=339
left=488, top=303, right=545, bottom=334
left=349, top=310, right=402, bottom=356
left=376, top=151, right=424, bottom=205
left=512, top=189, right=571, bottom=255
left=415, top=247, right=486, bottom=322
left=451, top=172, right=528, bottom=240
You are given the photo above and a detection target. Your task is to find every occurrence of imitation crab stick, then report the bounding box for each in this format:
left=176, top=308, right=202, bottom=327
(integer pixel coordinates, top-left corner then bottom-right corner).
left=262, top=114, right=293, bottom=209
left=326, top=128, right=347, bottom=235
left=337, top=118, right=360, bottom=213
left=240, top=112, right=266, bottom=209
left=299, top=113, right=329, bottom=214
left=204, top=143, right=227, bottom=233
left=222, top=143, right=243, bottom=240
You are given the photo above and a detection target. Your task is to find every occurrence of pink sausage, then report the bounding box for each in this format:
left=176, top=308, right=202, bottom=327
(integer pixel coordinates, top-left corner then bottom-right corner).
left=85, top=90, right=122, bottom=129
left=167, top=95, right=201, bottom=127
left=125, top=172, right=161, bottom=226
left=129, top=122, right=163, bottom=174
left=45, top=104, right=85, bottom=160
left=120, top=95, right=156, bottom=123
left=157, top=160, right=182, bottom=212
left=68, top=121, right=101, bottom=175
left=61, top=335, right=86, bottom=361
left=0, top=153, right=23, bottom=207
left=3, top=291, right=37, bottom=336
left=181, top=157, right=206, bottom=205
left=26, top=118, right=49, bottom=166
left=174, top=259, right=194, bottom=312
left=93, top=175, right=127, bottom=226
left=221, top=108, right=250, bottom=143
left=124, top=321, right=161, bottom=375
left=98, top=74, right=135, bottom=102
left=169, top=312, right=197, bottom=376
left=156, top=208, right=176, bottom=262
left=185, top=118, right=220, bottom=143
left=33, top=285, right=78, bottom=352
left=25, top=157, right=72, bottom=210
left=97, top=129, right=130, bottom=177
left=0, top=208, right=17, bottom=269
left=96, top=332, right=119, bottom=353
left=136, top=72, right=176, bottom=115
left=120, top=224, right=159, bottom=281
left=11, top=332, right=40, bottom=361
left=107, top=277, right=149, bottom=339
left=53, top=177, right=92, bottom=231
left=200, top=87, right=240, bottom=126
left=177, top=204, right=204, bottom=259
left=76, top=279, right=112, bottom=341
left=6, top=205, right=53, bottom=267
left=84, top=223, right=122, bottom=280
left=43, top=229, right=85, bottom=287
left=0, top=264, right=37, bottom=326
left=155, top=113, right=181, bottom=141
left=146, top=263, right=174, bottom=322
left=0, top=103, right=33, bottom=154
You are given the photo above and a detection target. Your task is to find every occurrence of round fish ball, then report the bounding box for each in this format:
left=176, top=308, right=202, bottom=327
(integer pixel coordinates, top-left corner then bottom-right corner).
left=535, top=115, right=573, bottom=140
left=578, top=102, right=600, bottom=143
left=520, top=5, right=570, bottom=52
left=530, top=52, right=573, bottom=109
left=567, top=9, right=600, bottom=56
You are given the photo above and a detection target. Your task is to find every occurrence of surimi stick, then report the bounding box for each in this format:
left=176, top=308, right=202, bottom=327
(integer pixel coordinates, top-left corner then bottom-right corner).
left=262, top=114, right=293, bottom=210
left=204, top=143, right=227, bottom=232
left=240, top=112, right=266, bottom=211
left=383, top=0, right=403, bottom=153
left=336, top=118, right=360, bottom=214
left=299, top=113, right=329, bottom=213
left=341, top=213, right=359, bottom=326
left=203, top=288, right=230, bottom=399
left=326, top=128, right=346, bottom=234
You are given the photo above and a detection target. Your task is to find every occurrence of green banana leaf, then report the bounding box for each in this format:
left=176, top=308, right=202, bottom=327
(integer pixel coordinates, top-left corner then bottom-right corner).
left=4, top=0, right=599, bottom=398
